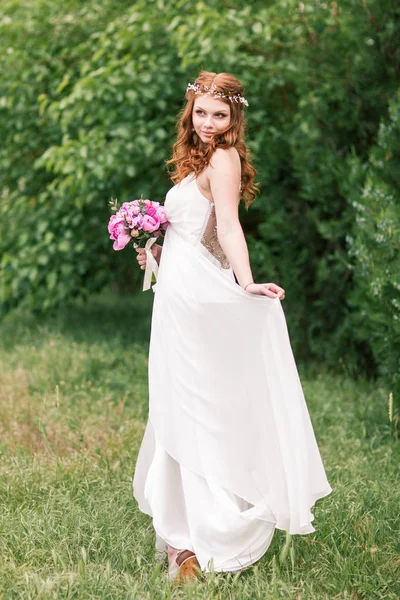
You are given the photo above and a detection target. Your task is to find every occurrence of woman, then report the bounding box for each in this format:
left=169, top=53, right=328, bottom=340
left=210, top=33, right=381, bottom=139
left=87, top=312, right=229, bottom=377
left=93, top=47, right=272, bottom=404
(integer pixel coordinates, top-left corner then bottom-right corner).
left=133, top=70, right=332, bottom=582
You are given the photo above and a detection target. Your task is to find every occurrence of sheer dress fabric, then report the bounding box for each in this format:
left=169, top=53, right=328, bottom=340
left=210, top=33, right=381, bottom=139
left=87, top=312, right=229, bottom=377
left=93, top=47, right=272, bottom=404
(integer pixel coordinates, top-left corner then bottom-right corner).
left=133, top=174, right=332, bottom=572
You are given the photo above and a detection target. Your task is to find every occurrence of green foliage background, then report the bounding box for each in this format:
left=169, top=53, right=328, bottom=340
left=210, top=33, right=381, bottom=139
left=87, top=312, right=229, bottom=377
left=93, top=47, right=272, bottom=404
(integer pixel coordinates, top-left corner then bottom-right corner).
left=0, top=0, right=399, bottom=406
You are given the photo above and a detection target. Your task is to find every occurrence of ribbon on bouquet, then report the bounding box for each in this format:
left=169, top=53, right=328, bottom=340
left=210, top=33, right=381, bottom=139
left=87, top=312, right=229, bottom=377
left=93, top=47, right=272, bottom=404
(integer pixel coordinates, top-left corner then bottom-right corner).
left=134, top=237, right=159, bottom=292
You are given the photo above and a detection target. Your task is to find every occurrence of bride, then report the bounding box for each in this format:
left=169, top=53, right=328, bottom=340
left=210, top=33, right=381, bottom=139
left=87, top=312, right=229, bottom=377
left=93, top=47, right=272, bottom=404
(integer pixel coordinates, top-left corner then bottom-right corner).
left=133, top=70, right=332, bottom=583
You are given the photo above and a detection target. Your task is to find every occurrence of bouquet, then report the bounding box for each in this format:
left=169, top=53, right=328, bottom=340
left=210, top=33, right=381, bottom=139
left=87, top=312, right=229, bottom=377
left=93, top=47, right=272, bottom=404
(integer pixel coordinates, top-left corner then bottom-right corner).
left=108, top=197, right=169, bottom=291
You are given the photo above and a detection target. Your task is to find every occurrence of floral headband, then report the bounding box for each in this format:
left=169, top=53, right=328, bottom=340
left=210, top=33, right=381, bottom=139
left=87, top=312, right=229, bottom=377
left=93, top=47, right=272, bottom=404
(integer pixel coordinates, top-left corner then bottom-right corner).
left=186, top=82, right=249, bottom=107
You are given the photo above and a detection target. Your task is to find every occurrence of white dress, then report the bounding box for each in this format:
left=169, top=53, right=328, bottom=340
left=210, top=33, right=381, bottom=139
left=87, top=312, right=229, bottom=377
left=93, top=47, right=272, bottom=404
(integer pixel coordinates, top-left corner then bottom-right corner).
left=133, top=173, right=332, bottom=573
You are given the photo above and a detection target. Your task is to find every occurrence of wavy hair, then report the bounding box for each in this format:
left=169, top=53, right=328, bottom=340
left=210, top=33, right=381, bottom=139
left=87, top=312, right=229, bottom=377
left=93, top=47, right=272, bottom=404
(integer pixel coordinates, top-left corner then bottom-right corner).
left=165, top=71, right=259, bottom=209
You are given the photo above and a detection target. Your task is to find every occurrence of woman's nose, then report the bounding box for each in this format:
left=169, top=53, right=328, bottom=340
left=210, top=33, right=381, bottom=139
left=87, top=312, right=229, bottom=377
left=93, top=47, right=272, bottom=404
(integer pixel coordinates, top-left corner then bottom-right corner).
left=204, top=115, right=212, bottom=127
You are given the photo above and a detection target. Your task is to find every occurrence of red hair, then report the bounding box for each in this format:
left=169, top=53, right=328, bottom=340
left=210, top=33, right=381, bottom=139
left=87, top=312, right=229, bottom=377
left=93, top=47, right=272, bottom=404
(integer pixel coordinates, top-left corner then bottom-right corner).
left=166, top=70, right=259, bottom=209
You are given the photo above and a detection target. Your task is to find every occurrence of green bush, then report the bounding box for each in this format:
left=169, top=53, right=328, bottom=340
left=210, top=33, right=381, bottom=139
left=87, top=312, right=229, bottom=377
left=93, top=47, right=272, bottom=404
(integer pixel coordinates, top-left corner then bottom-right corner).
left=345, top=89, right=400, bottom=408
left=0, top=0, right=399, bottom=397
left=0, top=0, right=137, bottom=311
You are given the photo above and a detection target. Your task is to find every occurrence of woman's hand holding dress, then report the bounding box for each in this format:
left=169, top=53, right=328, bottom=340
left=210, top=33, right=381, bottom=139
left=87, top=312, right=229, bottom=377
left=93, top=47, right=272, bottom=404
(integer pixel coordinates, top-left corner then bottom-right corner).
left=245, top=282, right=285, bottom=299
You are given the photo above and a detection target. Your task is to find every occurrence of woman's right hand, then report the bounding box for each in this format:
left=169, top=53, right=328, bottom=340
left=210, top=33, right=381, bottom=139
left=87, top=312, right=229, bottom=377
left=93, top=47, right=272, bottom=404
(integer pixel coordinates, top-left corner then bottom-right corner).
left=135, top=243, right=162, bottom=269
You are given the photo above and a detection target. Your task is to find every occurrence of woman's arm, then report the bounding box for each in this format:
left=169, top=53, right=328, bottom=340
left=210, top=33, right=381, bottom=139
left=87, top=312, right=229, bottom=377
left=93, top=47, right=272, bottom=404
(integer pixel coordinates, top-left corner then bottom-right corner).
left=208, top=148, right=252, bottom=288
left=208, top=148, right=285, bottom=299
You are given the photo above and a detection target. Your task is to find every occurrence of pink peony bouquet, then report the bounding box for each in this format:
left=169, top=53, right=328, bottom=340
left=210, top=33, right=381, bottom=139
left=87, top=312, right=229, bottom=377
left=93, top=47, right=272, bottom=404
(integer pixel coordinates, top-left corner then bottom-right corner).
left=108, top=196, right=169, bottom=291
left=108, top=197, right=169, bottom=251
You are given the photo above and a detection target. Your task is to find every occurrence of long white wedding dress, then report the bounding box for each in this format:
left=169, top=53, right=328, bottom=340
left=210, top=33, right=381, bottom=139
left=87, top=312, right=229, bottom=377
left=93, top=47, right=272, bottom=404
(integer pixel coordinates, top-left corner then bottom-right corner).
left=133, top=173, right=332, bottom=572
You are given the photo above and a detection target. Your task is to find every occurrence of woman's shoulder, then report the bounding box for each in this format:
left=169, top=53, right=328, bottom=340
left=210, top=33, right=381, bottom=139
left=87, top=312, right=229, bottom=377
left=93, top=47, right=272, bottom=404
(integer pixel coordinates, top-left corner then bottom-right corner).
left=210, top=146, right=241, bottom=172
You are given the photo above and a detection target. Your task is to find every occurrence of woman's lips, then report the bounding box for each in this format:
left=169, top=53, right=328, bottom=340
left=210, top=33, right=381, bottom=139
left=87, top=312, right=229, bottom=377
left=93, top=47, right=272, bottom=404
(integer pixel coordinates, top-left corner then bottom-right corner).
left=201, top=131, right=215, bottom=136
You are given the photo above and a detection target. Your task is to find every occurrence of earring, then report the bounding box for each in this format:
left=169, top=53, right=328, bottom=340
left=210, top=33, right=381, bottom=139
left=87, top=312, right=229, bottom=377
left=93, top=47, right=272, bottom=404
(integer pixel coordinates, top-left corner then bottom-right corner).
left=192, top=129, right=198, bottom=144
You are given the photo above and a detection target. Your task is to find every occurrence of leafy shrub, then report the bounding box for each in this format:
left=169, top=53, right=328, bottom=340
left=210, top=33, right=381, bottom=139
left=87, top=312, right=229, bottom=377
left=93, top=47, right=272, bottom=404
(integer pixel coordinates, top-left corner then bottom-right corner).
left=0, top=0, right=399, bottom=397
left=345, top=89, right=400, bottom=408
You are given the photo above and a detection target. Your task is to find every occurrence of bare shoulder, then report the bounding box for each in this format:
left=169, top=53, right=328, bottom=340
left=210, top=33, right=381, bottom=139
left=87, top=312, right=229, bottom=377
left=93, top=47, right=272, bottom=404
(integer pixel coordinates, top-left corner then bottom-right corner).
left=201, top=148, right=241, bottom=199
left=210, top=147, right=240, bottom=171
left=208, top=147, right=241, bottom=185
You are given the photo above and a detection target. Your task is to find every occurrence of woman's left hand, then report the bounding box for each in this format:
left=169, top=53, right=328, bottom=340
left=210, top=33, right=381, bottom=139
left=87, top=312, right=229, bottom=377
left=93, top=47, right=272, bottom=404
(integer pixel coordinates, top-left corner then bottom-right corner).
left=245, top=282, right=285, bottom=300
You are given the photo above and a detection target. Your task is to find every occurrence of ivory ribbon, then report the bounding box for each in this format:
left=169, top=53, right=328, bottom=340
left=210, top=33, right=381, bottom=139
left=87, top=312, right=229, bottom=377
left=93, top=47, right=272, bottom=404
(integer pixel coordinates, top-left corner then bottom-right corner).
left=134, top=237, right=159, bottom=292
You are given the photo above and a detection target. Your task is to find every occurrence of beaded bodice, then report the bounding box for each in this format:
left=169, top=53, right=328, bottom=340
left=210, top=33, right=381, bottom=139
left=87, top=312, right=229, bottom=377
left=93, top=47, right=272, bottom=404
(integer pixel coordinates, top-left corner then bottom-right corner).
left=199, top=204, right=230, bottom=269
left=164, top=173, right=230, bottom=270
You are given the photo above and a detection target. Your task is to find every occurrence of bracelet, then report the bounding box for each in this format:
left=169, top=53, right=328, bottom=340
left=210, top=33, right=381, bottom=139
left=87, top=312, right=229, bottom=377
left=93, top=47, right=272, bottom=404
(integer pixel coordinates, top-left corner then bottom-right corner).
left=244, top=282, right=254, bottom=291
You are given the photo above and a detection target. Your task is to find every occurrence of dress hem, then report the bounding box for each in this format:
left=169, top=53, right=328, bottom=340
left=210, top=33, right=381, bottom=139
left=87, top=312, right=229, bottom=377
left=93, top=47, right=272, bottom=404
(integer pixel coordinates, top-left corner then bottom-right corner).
left=145, top=417, right=332, bottom=536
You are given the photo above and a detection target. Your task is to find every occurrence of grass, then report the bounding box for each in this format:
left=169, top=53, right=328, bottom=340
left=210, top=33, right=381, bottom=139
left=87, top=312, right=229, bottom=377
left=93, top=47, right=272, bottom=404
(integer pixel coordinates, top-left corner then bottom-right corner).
left=0, top=291, right=399, bottom=599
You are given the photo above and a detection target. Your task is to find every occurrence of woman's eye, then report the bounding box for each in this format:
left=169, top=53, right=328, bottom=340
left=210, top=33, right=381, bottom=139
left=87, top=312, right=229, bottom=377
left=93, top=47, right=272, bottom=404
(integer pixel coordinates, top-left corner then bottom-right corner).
left=195, top=110, right=227, bottom=117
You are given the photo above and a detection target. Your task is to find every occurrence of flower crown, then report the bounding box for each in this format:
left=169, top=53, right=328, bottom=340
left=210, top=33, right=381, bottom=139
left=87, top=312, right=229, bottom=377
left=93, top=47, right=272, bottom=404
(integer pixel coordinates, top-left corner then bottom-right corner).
left=186, top=82, right=249, bottom=107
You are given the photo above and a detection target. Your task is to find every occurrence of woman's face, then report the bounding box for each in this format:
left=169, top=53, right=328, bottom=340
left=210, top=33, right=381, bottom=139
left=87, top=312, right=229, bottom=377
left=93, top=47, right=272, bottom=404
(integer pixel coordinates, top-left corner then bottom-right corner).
left=192, top=96, right=231, bottom=144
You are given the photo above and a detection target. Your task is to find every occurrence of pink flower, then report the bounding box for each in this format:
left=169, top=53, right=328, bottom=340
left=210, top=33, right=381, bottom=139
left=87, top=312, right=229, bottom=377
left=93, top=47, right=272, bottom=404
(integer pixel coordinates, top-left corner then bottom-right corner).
left=108, top=214, right=121, bottom=236
left=142, top=214, right=161, bottom=232
left=157, top=206, right=168, bottom=223
left=108, top=215, right=131, bottom=251
left=146, top=205, right=158, bottom=218
left=132, top=214, right=144, bottom=229
left=121, top=201, right=140, bottom=217
left=108, top=198, right=169, bottom=252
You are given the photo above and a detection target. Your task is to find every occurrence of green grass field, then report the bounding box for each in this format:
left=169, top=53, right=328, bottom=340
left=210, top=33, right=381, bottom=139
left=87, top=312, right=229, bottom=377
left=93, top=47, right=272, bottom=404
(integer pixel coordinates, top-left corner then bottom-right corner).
left=0, top=292, right=399, bottom=599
